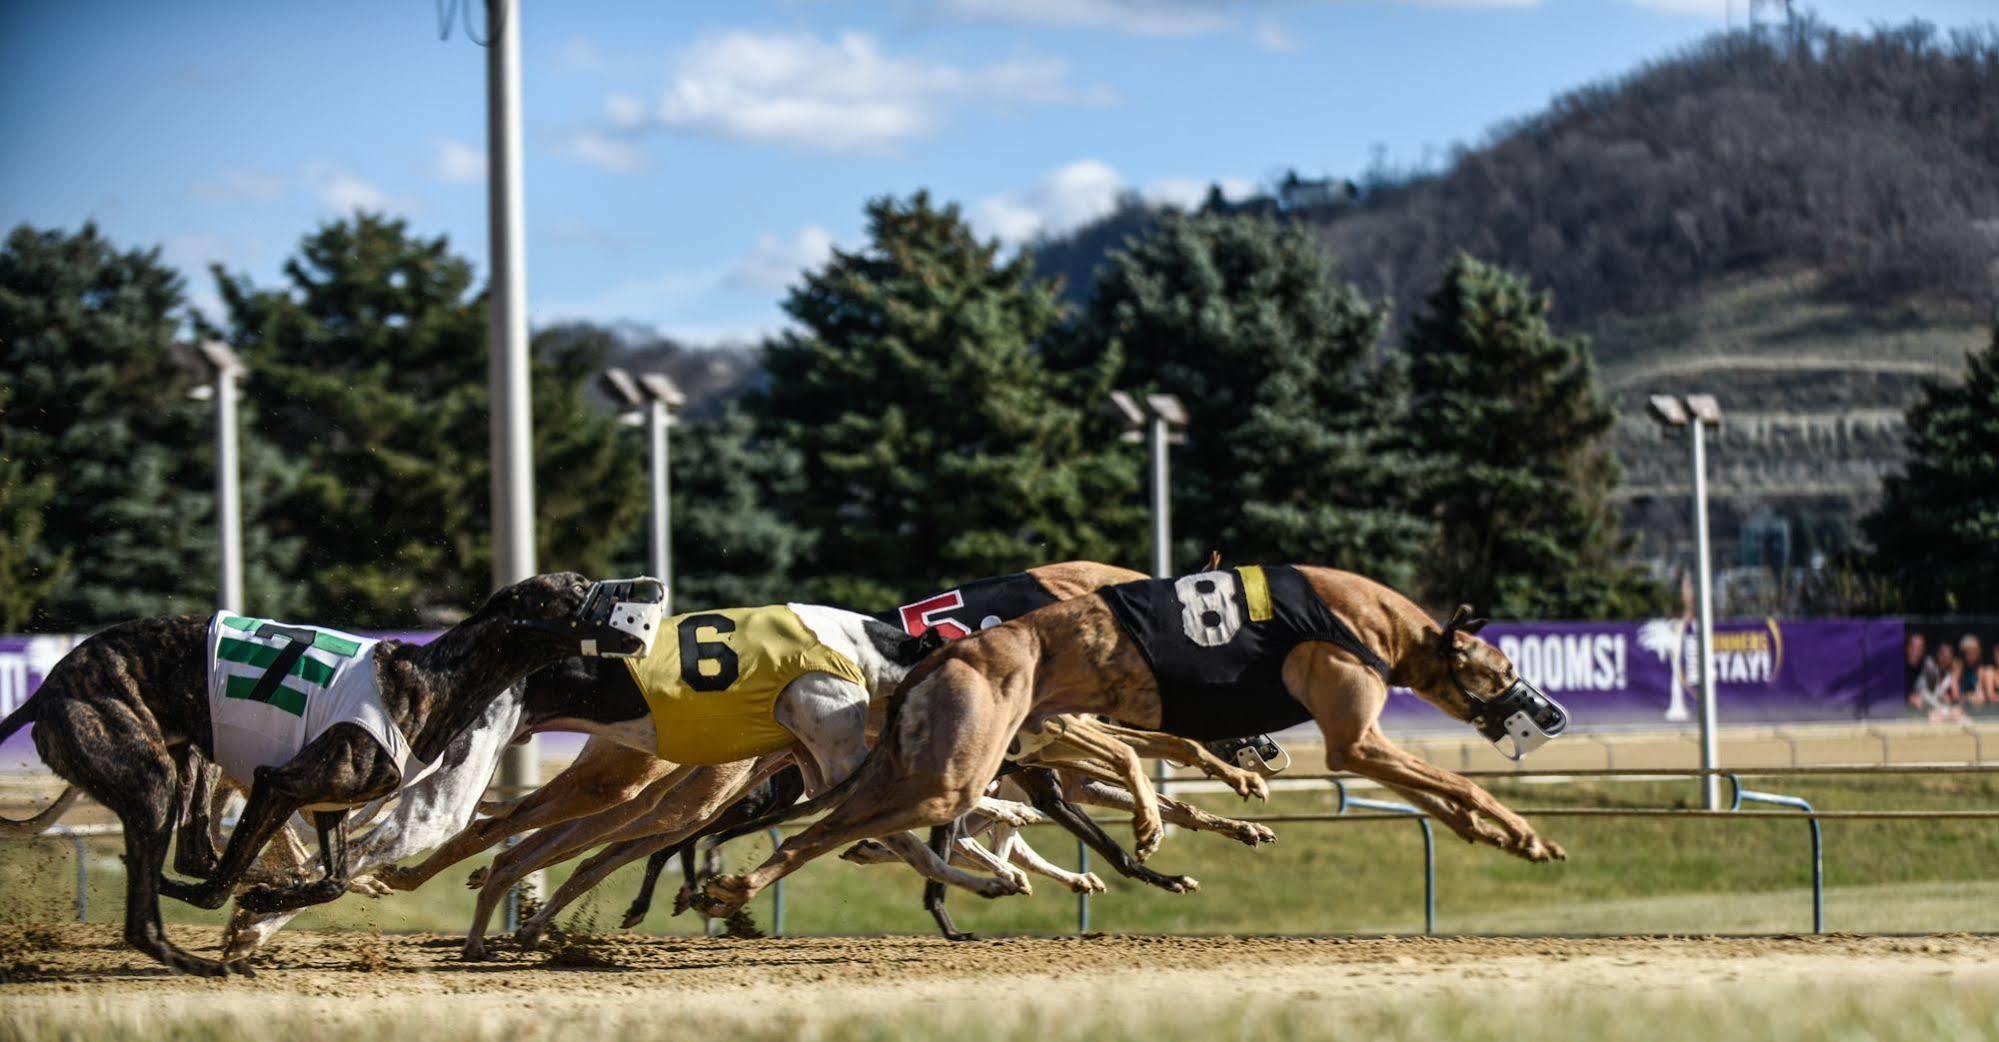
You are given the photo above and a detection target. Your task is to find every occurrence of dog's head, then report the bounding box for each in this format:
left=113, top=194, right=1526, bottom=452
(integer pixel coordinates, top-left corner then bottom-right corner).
left=1421, top=604, right=1569, bottom=760
left=479, top=572, right=666, bottom=658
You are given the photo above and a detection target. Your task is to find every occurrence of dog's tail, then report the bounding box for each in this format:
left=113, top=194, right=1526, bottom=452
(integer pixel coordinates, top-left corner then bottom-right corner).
left=0, top=695, right=80, bottom=836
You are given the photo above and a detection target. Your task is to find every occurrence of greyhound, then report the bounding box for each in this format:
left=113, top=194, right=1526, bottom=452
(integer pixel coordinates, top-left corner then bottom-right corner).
left=0, top=572, right=662, bottom=977
left=439, top=564, right=1275, bottom=944
left=698, top=566, right=1571, bottom=918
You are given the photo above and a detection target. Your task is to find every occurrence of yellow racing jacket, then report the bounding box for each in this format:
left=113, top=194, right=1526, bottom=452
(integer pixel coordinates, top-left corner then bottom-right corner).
left=623, top=604, right=868, bottom=764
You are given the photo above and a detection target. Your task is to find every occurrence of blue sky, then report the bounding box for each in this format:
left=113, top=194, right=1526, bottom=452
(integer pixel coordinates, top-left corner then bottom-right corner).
left=3, top=0, right=1991, bottom=345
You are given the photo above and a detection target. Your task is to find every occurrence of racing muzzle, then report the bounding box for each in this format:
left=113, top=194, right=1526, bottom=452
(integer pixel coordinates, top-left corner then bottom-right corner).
left=518, top=577, right=666, bottom=658
left=1204, top=734, right=1292, bottom=776
left=1466, top=678, right=1570, bottom=761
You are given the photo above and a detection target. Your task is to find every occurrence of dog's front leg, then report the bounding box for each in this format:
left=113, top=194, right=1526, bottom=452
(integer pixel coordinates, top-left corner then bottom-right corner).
left=235, top=811, right=353, bottom=914
left=158, top=765, right=311, bottom=911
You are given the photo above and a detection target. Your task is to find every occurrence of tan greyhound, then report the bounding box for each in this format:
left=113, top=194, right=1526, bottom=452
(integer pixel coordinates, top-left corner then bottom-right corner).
left=700, top=565, right=1569, bottom=916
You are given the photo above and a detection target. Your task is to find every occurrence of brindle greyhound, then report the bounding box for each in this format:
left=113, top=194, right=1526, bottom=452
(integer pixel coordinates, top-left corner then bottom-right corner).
left=699, top=568, right=1567, bottom=917
left=0, top=572, right=636, bottom=977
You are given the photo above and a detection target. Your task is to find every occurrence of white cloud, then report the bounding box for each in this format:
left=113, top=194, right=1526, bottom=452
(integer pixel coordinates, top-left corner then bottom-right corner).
left=726, top=225, right=838, bottom=291
left=188, top=169, right=285, bottom=203
left=304, top=165, right=414, bottom=213
left=430, top=139, right=486, bottom=183
left=938, top=0, right=1232, bottom=35
left=978, top=162, right=1258, bottom=245
left=565, top=131, right=649, bottom=173
left=978, top=159, right=1127, bottom=245
left=639, top=30, right=1111, bottom=154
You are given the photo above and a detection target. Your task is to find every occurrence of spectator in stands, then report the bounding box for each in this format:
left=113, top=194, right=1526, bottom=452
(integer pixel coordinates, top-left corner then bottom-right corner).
left=1922, top=642, right=1966, bottom=721
left=1959, top=636, right=1985, bottom=710
left=1906, top=632, right=1934, bottom=712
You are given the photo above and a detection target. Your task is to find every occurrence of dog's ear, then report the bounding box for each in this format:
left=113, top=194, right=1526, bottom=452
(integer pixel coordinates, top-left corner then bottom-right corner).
left=1204, top=549, right=1223, bottom=571
left=900, top=628, right=949, bottom=663
left=1441, top=603, right=1487, bottom=649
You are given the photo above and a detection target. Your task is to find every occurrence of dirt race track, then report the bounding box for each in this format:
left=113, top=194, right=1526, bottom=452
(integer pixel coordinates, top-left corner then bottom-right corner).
left=8, top=926, right=1999, bottom=1041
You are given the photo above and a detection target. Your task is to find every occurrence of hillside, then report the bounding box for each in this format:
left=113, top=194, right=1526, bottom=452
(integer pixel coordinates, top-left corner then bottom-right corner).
left=1031, top=20, right=1999, bottom=585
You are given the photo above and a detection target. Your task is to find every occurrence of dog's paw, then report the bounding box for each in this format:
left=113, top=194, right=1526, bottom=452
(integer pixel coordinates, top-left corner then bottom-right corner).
left=464, top=866, right=488, bottom=891
left=840, top=839, right=895, bottom=865
left=1132, top=818, right=1163, bottom=863
left=1070, top=872, right=1108, bottom=894
left=514, top=919, right=547, bottom=949
left=671, top=883, right=697, bottom=917
left=698, top=874, right=754, bottom=917
left=1226, top=821, right=1278, bottom=847
left=973, top=873, right=1027, bottom=899
left=347, top=873, right=394, bottom=898
left=460, top=938, right=492, bottom=962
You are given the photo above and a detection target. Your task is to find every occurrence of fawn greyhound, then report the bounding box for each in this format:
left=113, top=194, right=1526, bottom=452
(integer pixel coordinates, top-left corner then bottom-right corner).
left=699, top=565, right=1571, bottom=917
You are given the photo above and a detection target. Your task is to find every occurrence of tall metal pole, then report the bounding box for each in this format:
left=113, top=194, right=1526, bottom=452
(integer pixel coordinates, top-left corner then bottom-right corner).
left=1148, top=415, right=1171, bottom=580
left=1690, top=419, right=1721, bottom=810
left=648, top=399, right=672, bottom=613
left=213, top=366, right=244, bottom=614
left=484, top=0, right=539, bottom=922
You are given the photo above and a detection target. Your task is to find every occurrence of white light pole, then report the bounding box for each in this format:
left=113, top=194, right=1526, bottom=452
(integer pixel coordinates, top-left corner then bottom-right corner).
left=1107, top=391, right=1189, bottom=579
left=184, top=341, right=245, bottom=613
left=1108, top=390, right=1189, bottom=801
left=602, top=368, right=685, bottom=612
left=1648, top=393, right=1725, bottom=810
left=482, top=0, right=538, bottom=924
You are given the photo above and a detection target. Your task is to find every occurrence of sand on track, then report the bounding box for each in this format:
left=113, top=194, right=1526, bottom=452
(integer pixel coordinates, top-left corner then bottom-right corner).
left=6, top=925, right=1999, bottom=1039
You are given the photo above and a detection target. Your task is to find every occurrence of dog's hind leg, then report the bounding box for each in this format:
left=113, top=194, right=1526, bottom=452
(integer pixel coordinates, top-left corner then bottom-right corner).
left=1062, top=778, right=1277, bottom=848
left=376, top=740, right=670, bottom=893
left=514, top=762, right=758, bottom=946
left=1014, top=767, right=1197, bottom=894
left=35, top=691, right=242, bottom=978
left=922, top=817, right=971, bottom=940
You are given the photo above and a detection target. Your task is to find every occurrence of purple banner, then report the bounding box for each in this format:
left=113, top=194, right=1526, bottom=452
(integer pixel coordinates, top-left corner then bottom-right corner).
left=1382, top=616, right=1909, bottom=729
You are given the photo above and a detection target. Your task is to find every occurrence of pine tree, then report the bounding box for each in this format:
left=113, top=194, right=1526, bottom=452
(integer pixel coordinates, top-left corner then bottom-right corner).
left=215, top=214, right=645, bottom=625
left=759, top=192, right=1137, bottom=606
left=1864, top=323, right=1999, bottom=612
left=1403, top=252, right=1661, bottom=618
left=0, top=389, right=69, bottom=629
left=0, top=223, right=220, bottom=629
left=1067, top=211, right=1431, bottom=586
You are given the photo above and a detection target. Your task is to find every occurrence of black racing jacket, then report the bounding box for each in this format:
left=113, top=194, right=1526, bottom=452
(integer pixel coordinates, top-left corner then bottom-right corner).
left=1100, top=565, right=1389, bottom=740
left=874, top=571, right=1057, bottom=638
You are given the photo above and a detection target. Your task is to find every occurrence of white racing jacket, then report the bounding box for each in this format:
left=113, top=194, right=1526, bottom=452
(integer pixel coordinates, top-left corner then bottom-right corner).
left=205, top=613, right=437, bottom=804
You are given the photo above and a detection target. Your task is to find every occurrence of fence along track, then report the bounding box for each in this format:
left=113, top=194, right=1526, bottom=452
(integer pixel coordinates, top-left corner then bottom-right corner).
left=6, top=766, right=1994, bottom=937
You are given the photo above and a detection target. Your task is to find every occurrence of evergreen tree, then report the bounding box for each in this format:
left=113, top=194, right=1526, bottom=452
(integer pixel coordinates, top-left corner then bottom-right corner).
left=0, top=390, right=69, bottom=629
left=1864, top=323, right=1999, bottom=612
left=759, top=192, right=1137, bottom=606
left=1403, top=252, right=1660, bottom=618
left=215, top=214, right=644, bottom=625
left=1067, top=211, right=1431, bottom=586
left=0, top=223, right=220, bottom=629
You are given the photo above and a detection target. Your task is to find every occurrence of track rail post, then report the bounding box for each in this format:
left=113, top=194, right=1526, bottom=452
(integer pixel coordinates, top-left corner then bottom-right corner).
left=1725, top=774, right=1823, bottom=934
left=1333, top=779, right=1436, bottom=935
